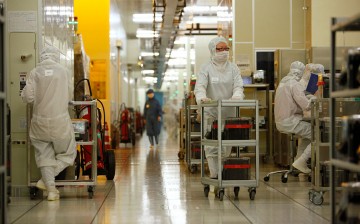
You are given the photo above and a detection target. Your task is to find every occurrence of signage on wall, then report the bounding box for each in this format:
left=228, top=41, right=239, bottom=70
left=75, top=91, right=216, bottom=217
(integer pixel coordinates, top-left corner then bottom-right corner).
left=8, top=11, right=37, bottom=32
left=236, top=54, right=251, bottom=77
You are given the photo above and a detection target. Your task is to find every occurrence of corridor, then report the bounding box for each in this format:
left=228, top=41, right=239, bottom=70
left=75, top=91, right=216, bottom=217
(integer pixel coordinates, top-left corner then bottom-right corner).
left=8, top=130, right=331, bottom=224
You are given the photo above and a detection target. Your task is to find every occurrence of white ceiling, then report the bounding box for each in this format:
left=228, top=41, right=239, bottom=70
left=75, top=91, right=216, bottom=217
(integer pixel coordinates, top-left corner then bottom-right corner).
left=114, top=0, right=229, bottom=88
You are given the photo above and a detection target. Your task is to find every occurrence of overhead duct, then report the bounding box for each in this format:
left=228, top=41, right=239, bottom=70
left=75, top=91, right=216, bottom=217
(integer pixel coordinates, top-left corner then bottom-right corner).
left=152, top=0, right=185, bottom=89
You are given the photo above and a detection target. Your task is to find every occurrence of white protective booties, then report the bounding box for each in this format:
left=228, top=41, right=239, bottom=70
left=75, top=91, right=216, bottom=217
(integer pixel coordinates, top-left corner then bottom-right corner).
left=36, top=179, right=47, bottom=191
left=292, top=156, right=311, bottom=174
left=47, top=186, right=60, bottom=201
left=207, top=157, right=218, bottom=178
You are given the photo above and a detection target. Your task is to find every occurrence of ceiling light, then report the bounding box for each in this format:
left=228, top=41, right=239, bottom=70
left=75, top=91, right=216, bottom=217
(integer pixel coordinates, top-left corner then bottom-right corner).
left=186, top=16, right=218, bottom=24
left=136, top=29, right=159, bottom=38
left=183, top=6, right=228, bottom=13
left=167, top=58, right=187, bottom=66
left=143, top=77, right=157, bottom=84
left=174, top=36, right=195, bottom=45
left=132, top=13, right=162, bottom=23
left=140, top=52, right=159, bottom=57
left=141, top=70, right=155, bottom=75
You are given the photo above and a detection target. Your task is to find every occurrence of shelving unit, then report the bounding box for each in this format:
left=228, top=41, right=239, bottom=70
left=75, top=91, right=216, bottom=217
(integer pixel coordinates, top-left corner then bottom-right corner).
left=309, top=98, right=360, bottom=206
left=330, top=13, right=360, bottom=223
left=0, top=3, right=6, bottom=222
left=185, top=105, right=201, bottom=173
left=243, top=84, right=270, bottom=161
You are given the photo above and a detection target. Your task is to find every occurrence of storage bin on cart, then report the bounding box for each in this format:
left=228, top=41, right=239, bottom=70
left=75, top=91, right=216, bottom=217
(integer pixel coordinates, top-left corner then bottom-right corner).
left=191, top=142, right=201, bottom=159
left=222, top=157, right=251, bottom=180
left=211, top=117, right=252, bottom=140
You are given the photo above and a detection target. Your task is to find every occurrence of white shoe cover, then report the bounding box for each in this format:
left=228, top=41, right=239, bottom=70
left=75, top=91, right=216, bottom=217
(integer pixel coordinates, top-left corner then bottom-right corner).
left=47, top=190, right=60, bottom=201
left=36, top=179, right=47, bottom=191
left=292, top=157, right=311, bottom=174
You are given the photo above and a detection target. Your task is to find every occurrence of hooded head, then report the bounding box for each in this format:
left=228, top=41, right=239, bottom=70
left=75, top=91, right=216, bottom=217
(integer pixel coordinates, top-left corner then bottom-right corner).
left=40, top=46, right=61, bottom=63
left=208, top=36, right=228, bottom=56
left=289, top=61, right=305, bottom=81
left=280, top=61, right=305, bottom=84
left=300, top=63, right=325, bottom=87
left=208, top=36, right=229, bottom=71
left=314, top=64, right=325, bottom=74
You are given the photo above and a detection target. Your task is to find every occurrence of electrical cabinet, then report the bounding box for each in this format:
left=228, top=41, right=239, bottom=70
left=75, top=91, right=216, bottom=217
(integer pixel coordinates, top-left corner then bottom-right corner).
left=9, top=32, right=39, bottom=196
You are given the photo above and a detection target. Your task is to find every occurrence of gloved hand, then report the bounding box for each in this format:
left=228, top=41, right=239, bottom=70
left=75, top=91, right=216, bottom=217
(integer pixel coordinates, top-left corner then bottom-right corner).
left=200, top=98, right=212, bottom=103
left=307, top=94, right=317, bottom=101
left=306, top=94, right=315, bottom=99
left=229, top=96, right=242, bottom=100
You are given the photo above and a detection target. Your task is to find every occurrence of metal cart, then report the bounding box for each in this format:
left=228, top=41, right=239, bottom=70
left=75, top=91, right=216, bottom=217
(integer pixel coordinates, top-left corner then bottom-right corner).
left=309, top=98, right=360, bottom=205
left=28, top=100, right=98, bottom=199
left=185, top=105, right=201, bottom=173
left=200, top=99, right=259, bottom=201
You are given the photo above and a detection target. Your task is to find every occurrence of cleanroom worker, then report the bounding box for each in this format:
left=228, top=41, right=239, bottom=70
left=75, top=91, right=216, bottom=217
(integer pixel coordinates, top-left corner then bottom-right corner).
left=274, top=61, right=315, bottom=174
left=194, top=36, right=244, bottom=178
left=143, top=89, right=162, bottom=149
left=299, top=63, right=325, bottom=91
left=21, top=46, right=77, bottom=201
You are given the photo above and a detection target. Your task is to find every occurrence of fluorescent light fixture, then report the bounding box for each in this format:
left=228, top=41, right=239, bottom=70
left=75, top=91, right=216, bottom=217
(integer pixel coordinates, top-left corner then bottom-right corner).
left=136, top=29, right=159, bottom=38
left=174, top=36, right=195, bottom=45
left=132, top=13, right=162, bottom=23
left=143, top=77, right=157, bottom=84
left=184, top=6, right=228, bottom=13
left=141, top=70, right=155, bottom=75
left=140, top=52, right=159, bottom=57
left=186, top=16, right=218, bottom=24
left=167, top=58, right=187, bottom=66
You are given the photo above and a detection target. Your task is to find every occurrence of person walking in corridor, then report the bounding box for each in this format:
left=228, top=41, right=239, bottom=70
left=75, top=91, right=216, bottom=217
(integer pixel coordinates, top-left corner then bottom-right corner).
left=143, top=89, right=162, bottom=149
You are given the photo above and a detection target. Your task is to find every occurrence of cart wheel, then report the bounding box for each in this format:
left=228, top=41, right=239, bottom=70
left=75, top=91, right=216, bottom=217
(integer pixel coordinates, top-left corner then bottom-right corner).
left=29, top=187, right=40, bottom=200
left=234, top=187, right=240, bottom=198
left=178, top=151, right=185, bottom=160
left=190, top=165, right=197, bottom=173
left=204, top=186, right=210, bottom=197
left=308, top=175, right=312, bottom=182
left=218, top=190, right=224, bottom=201
left=249, top=189, right=256, bottom=200
left=312, top=192, right=324, bottom=205
left=281, top=174, right=288, bottom=183
left=131, top=132, right=136, bottom=146
left=264, top=176, right=270, bottom=182
left=75, top=151, right=80, bottom=180
left=88, top=186, right=94, bottom=199
left=105, top=150, right=116, bottom=180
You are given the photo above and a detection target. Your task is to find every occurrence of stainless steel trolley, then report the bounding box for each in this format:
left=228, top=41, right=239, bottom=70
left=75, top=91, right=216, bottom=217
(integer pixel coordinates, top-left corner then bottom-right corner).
left=200, top=99, right=259, bottom=201
left=28, top=100, right=98, bottom=199
left=185, top=105, right=201, bottom=173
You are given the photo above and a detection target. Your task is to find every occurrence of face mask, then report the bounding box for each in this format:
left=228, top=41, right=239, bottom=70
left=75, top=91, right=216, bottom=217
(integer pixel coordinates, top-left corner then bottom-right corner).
left=213, top=51, right=229, bottom=63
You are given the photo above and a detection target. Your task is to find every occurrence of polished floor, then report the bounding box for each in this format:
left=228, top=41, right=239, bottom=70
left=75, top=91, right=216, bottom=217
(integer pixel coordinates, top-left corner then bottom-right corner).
left=8, top=129, right=331, bottom=224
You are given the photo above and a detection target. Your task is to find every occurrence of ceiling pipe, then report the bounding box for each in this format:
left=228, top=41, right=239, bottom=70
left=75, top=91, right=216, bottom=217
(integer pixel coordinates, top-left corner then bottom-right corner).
left=152, top=0, right=185, bottom=89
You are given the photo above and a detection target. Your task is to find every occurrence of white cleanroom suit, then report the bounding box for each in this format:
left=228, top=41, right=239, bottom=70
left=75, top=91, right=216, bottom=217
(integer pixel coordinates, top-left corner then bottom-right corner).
left=274, top=61, right=314, bottom=173
left=21, top=46, right=76, bottom=200
left=194, top=36, right=244, bottom=178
